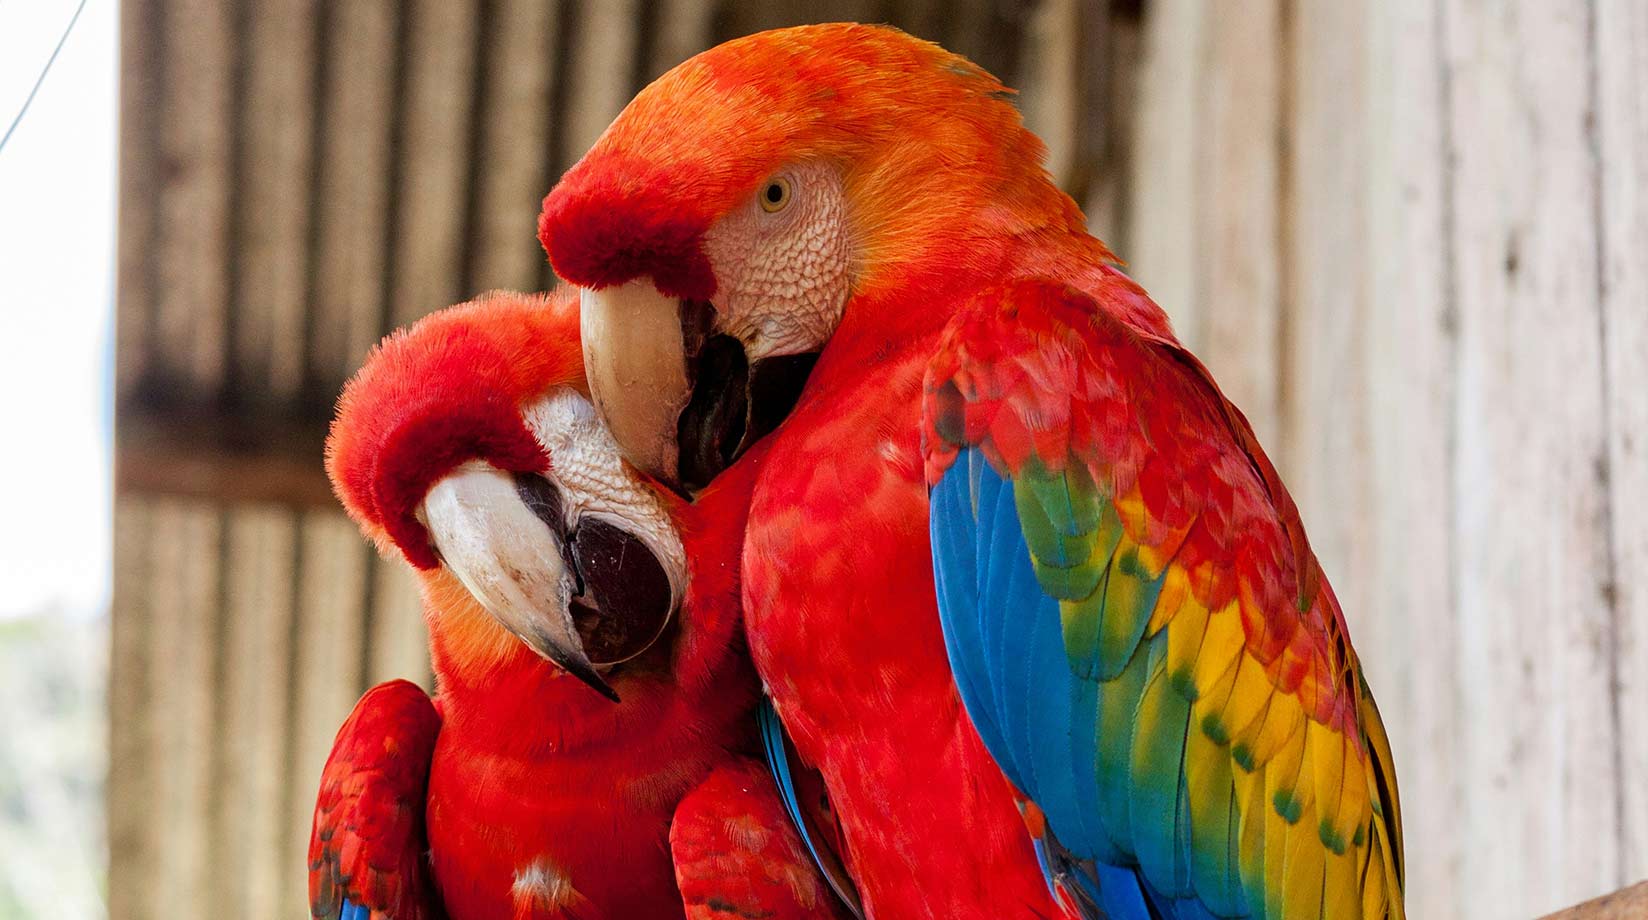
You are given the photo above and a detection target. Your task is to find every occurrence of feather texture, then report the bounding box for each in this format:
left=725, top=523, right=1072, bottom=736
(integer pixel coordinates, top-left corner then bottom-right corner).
left=308, top=680, right=443, bottom=920
left=924, top=278, right=1405, bottom=919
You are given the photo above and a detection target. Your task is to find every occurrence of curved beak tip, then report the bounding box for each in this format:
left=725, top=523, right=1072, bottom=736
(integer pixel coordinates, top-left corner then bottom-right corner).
left=423, top=465, right=626, bottom=703
left=551, top=650, right=622, bottom=703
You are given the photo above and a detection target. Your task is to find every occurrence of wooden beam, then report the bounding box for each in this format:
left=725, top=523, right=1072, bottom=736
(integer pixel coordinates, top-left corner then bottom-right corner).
left=116, top=404, right=334, bottom=508
left=1541, top=881, right=1648, bottom=920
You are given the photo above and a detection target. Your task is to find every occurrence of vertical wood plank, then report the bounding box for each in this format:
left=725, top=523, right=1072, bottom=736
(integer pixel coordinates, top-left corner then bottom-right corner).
left=234, top=0, right=317, bottom=402
left=212, top=509, right=298, bottom=920
left=1361, top=0, right=1465, bottom=915
left=308, top=0, right=398, bottom=393
left=1444, top=1, right=1620, bottom=912
left=1282, top=1, right=1374, bottom=645
left=1078, top=2, right=1141, bottom=249
left=116, top=0, right=160, bottom=397
left=1018, top=0, right=1078, bottom=185
left=280, top=512, right=370, bottom=920
left=367, top=556, right=434, bottom=689
left=1593, top=0, right=1648, bottom=888
left=142, top=502, right=222, bottom=919
left=469, top=0, right=560, bottom=295
left=153, top=0, right=233, bottom=394
left=646, top=0, right=717, bottom=78
left=1126, top=0, right=1207, bottom=338
left=937, top=0, right=1032, bottom=90
left=1127, top=0, right=1283, bottom=447
left=107, top=496, right=154, bottom=920
left=561, top=0, right=645, bottom=165
left=1197, top=0, right=1284, bottom=448
left=389, top=0, right=482, bottom=328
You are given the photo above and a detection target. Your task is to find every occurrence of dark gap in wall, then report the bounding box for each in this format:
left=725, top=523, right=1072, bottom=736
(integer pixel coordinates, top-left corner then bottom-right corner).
left=296, top=1, right=338, bottom=417
left=124, top=0, right=170, bottom=407
left=131, top=1, right=169, bottom=403
left=457, top=0, right=498, bottom=299
left=1066, top=0, right=1112, bottom=207
left=540, top=0, right=579, bottom=292
left=219, top=0, right=253, bottom=411
left=630, top=0, right=662, bottom=91
left=374, top=2, right=414, bottom=342
left=201, top=505, right=237, bottom=905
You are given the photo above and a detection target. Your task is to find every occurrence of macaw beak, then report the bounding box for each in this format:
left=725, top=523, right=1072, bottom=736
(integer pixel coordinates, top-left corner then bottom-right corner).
left=580, top=282, right=817, bottom=493
left=419, top=460, right=677, bottom=703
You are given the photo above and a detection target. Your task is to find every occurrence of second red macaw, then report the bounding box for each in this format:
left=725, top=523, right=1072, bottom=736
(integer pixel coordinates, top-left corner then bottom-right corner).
left=540, top=23, right=1405, bottom=920
left=311, top=289, right=847, bottom=920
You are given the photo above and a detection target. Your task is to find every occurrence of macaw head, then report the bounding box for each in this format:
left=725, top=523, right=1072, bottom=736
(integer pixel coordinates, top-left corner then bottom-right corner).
left=540, top=23, right=1111, bottom=494
left=327, top=289, right=751, bottom=706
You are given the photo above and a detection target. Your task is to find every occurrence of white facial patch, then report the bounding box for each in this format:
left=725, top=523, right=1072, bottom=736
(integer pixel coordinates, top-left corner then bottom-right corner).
left=520, top=389, right=687, bottom=602
left=703, top=161, right=851, bottom=361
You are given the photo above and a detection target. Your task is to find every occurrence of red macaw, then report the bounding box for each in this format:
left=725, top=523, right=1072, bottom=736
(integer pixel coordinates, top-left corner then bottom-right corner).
left=311, top=289, right=848, bottom=920
left=539, top=23, right=1404, bottom=920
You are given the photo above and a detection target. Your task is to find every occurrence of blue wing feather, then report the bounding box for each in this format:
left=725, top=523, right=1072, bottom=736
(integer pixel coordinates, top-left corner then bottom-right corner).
left=757, top=700, right=866, bottom=919
left=933, top=450, right=1172, bottom=919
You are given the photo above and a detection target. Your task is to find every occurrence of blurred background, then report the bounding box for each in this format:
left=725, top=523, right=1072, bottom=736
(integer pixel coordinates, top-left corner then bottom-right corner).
left=0, top=0, right=1642, bottom=918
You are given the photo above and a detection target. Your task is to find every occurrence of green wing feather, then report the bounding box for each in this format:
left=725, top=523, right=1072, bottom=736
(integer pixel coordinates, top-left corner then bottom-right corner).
left=923, top=277, right=1406, bottom=919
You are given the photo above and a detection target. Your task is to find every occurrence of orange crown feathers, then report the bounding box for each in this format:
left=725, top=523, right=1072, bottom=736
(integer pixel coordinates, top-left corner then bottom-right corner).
left=541, top=23, right=1094, bottom=297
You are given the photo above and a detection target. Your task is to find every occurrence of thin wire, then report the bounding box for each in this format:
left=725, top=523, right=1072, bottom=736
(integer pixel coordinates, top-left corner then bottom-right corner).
left=0, top=0, right=91, bottom=158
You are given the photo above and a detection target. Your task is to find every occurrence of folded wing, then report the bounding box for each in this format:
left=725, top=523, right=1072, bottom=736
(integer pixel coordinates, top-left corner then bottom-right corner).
left=922, top=278, right=1404, bottom=920
left=308, top=680, right=443, bottom=920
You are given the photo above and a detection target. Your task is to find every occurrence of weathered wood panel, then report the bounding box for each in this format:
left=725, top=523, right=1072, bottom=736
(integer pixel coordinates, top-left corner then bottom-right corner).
left=307, top=0, right=398, bottom=397
left=1594, top=0, right=1648, bottom=887
left=115, top=0, right=159, bottom=396
left=388, top=0, right=482, bottom=329
left=1126, top=0, right=1203, bottom=337
left=368, top=556, right=436, bottom=689
left=279, top=513, right=373, bottom=919
left=1129, top=0, right=1285, bottom=448
left=560, top=0, right=646, bottom=167
left=106, top=497, right=155, bottom=920
left=1360, top=1, right=1466, bottom=915
left=141, top=502, right=221, bottom=918
left=232, top=0, right=316, bottom=403
left=1282, top=0, right=1374, bottom=617
left=152, top=0, right=233, bottom=395
left=1444, top=2, right=1621, bottom=912
left=1122, top=0, right=1648, bottom=914
left=469, top=0, right=562, bottom=295
left=212, top=510, right=298, bottom=920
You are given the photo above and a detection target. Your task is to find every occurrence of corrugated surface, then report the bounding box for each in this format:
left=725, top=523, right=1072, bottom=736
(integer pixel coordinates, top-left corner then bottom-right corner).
left=112, top=1, right=1648, bottom=917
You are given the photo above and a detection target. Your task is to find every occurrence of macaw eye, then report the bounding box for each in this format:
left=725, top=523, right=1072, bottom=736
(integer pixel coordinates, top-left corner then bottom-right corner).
left=760, top=177, right=792, bottom=213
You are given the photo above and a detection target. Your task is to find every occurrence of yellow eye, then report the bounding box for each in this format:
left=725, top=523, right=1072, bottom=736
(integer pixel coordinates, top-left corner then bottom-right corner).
left=759, top=177, right=792, bottom=213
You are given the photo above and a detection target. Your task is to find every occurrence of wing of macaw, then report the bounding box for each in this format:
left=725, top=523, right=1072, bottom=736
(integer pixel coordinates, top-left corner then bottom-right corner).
left=758, top=701, right=864, bottom=919
left=670, top=758, right=854, bottom=920
left=309, top=680, right=443, bottom=920
left=922, top=278, right=1404, bottom=920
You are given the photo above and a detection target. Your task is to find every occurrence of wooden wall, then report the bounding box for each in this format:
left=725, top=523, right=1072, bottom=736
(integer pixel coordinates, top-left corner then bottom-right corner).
left=1127, top=2, right=1648, bottom=916
left=111, top=1, right=1647, bottom=918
